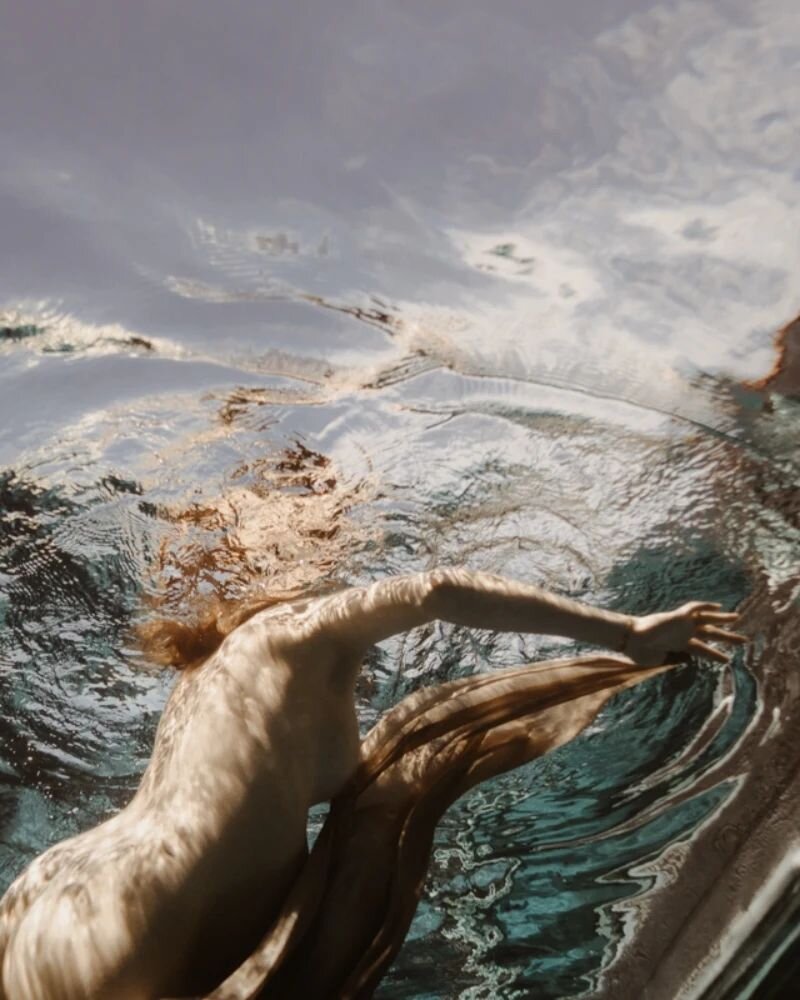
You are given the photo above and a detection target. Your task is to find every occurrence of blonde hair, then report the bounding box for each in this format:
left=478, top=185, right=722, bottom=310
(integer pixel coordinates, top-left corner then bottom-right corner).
left=135, top=438, right=368, bottom=671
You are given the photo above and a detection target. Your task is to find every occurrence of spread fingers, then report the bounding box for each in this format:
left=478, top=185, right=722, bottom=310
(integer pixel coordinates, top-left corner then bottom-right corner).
left=698, top=624, right=748, bottom=644
left=683, top=601, right=723, bottom=613
left=688, top=638, right=731, bottom=663
left=696, top=611, right=739, bottom=624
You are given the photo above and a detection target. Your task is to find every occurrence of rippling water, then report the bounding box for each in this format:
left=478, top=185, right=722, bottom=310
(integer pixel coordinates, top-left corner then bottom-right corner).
left=1, top=1, right=799, bottom=997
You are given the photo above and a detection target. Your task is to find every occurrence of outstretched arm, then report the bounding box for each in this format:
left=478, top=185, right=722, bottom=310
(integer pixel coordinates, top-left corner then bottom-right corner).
left=428, top=567, right=632, bottom=648
left=306, top=568, right=745, bottom=666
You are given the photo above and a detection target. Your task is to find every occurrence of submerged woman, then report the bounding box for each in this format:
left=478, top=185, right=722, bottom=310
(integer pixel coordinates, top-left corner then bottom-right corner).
left=0, top=568, right=745, bottom=999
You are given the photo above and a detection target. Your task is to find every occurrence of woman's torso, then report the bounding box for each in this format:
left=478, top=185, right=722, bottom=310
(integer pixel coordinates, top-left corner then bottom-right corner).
left=0, top=601, right=363, bottom=998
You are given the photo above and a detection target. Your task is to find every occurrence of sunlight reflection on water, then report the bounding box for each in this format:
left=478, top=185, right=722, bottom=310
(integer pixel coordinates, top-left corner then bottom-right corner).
left=1, top=0, right=798, bottom=996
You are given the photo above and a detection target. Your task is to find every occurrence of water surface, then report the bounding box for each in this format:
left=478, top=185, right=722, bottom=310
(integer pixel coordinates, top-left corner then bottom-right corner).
left=1, top=1, right=799, bottom=997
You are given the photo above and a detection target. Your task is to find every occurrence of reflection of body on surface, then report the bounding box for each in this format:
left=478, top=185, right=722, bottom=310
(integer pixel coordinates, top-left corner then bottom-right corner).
left=746, top=313, right=800, bottom=400
left=0, top=569, right=744, bottom=999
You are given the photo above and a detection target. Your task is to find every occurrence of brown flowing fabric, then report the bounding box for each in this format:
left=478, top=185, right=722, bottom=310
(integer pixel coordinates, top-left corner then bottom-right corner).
left=203, top=655, right=671, bottom=1000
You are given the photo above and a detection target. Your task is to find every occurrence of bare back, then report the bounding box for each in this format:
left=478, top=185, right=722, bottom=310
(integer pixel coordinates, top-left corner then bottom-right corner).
left=0, top=598, right=364, bottom=999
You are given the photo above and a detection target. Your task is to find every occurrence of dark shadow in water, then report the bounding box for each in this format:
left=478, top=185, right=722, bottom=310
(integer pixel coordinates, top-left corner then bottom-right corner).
left=0, top=324, right=42, bottom=342
left=699, top=873, right=800, bottom=1000
left=605, top=541, right=751, bottom=616
left=0, top=471, right=146, bottom=824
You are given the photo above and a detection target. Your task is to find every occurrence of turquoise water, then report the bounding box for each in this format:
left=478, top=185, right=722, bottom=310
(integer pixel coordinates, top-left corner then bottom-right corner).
left=1, top=1, right=799, bottom=997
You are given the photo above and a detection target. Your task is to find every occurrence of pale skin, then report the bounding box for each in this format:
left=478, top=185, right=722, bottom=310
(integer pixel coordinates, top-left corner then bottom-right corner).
left=0, top=568, right=746, bottom=1000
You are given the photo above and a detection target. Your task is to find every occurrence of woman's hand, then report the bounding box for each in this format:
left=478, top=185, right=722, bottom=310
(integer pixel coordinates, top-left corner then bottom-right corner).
left=625, top=602, right=747, bottom=667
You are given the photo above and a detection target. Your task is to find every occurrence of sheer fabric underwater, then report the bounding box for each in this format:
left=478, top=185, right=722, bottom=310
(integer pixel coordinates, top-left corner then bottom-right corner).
left=204, top=655, right=669, bottom=1000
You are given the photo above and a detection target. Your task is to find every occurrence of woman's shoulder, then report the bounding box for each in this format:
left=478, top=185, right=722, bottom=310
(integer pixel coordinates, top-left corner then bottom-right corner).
left=239, top=587, right=357, bottom=644
left=218, top=587, right=372, bottom=686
